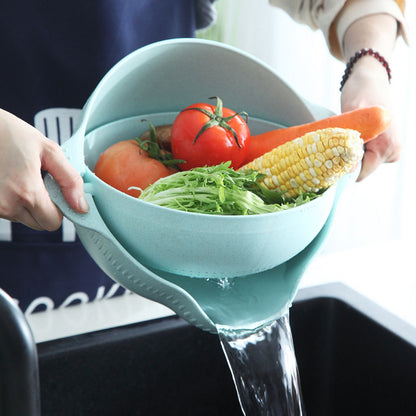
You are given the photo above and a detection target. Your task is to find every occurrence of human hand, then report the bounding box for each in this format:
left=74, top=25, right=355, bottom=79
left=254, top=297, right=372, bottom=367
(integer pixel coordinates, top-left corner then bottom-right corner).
left=340, top=58, right=401, bottom=181
left=0, top=109, right=88, bottom=231
left=339, top=12, right=402, bottom=182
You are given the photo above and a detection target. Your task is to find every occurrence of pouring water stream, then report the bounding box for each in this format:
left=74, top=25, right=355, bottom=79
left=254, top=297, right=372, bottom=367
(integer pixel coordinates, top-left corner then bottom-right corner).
left=219, top=315, right=304, bottom=415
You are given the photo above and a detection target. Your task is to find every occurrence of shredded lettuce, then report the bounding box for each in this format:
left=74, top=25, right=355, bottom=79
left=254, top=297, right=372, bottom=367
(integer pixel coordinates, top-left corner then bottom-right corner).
left=137, top=162, right=321, bottom=215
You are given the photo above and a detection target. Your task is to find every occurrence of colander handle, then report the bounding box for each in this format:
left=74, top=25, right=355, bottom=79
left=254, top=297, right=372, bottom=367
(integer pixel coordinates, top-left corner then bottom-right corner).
left=60, top=127, right=87, bottom=175
left=44, top=173, right=110, bottom=237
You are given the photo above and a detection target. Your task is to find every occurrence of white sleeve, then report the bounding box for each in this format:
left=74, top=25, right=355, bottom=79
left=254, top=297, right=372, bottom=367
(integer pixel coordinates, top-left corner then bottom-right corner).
left=268, top=0, right=347, bottom=36
left=269, top=0, right=408, bottom=59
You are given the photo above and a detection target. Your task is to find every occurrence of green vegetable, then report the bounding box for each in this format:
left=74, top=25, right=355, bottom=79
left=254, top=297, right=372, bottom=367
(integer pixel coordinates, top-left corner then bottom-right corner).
left=138, top=162, right=320, bottom=215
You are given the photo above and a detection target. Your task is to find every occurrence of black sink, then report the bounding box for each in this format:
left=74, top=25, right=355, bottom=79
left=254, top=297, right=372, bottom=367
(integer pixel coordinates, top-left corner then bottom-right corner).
left=35, top=283, right=416, bottom=415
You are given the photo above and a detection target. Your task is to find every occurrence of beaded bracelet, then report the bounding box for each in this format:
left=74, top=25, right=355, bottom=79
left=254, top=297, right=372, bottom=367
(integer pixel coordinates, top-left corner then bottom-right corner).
left=340, top=48, right=392, bottom=91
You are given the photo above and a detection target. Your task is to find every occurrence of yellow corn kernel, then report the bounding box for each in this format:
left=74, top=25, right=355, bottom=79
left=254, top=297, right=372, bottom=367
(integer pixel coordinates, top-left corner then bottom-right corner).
left=240, top=128, right=364, bottom=198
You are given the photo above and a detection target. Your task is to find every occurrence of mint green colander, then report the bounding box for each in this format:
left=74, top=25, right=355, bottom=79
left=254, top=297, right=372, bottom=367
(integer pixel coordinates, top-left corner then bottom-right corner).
left=45, top=39, right=358, bottom=332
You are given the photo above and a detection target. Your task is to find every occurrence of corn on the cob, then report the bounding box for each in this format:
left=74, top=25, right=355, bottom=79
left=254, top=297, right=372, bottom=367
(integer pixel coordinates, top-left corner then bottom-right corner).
left=240, top=127, right=364, bottom=198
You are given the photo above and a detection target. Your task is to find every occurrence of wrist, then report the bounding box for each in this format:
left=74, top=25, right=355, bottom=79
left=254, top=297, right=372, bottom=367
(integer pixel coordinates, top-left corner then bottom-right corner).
left=340, top=49, right=392, bottom=91
left=351, top=55, right=391, bottom=80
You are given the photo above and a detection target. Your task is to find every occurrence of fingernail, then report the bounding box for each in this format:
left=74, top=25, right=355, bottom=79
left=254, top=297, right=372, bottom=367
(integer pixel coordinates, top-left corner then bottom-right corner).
left=78, top=195, right=89, bottom=213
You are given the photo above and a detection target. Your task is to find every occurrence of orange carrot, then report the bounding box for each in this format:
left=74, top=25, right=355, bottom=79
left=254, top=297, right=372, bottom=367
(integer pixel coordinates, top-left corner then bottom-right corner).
left=244, top=105, right=391, bottom=164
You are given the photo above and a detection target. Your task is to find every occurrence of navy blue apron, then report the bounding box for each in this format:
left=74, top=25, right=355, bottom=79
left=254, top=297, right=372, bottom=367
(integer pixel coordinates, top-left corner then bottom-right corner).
left=0, top=0, right=200, bottom=313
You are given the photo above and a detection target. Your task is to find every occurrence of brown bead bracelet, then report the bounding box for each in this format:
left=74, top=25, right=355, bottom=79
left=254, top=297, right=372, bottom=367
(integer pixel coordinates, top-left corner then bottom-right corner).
left=340, top=48, right=392, bottom=91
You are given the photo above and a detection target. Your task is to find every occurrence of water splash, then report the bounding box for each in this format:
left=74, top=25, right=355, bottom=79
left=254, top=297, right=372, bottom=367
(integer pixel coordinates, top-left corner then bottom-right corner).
left=217, top=277, right=232, bottom=289
left=217, top=313, right=304, bottom=416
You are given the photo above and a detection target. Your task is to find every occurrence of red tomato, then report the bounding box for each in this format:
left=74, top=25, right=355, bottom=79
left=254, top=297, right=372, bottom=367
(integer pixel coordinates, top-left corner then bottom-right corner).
left=170, top=97, right=250, bottom=170
left=94, top=140, right=177, bottom=197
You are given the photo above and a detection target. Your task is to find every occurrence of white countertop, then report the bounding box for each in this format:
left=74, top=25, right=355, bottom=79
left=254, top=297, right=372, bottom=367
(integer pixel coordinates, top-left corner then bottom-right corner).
left=27, top=239, right=416, bottom=344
